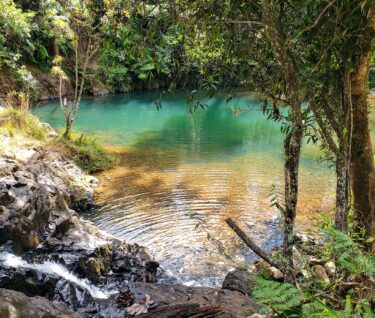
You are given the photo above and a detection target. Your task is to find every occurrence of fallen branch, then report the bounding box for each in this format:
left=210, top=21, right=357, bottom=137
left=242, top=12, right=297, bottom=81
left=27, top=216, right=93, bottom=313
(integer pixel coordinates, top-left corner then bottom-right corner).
left=225, top=218, right=283, bottom=273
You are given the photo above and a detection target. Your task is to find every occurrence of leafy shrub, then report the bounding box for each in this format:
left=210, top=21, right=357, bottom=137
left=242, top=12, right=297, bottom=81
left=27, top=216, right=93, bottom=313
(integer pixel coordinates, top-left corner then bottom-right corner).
left=319, top=215, right=375, bottom=277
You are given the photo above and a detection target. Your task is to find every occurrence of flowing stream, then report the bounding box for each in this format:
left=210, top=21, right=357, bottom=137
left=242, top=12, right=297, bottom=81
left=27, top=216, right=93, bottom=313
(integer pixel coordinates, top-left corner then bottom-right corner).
left=0, top=252, right=111, bottom=299
left=33, top=91, right=375, bottom=287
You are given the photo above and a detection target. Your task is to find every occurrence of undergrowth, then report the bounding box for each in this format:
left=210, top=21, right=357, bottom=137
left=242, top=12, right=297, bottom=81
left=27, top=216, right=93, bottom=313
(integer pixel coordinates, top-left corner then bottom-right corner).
left=250, top=219, right=375, bottom=318
left=0, top=107, right=46, bottom=140
left=53, top=132, right=117, bottom=173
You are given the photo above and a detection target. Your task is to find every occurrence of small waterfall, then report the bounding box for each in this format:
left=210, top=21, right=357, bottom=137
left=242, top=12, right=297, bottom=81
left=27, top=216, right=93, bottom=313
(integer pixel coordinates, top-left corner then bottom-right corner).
left=0, top=253, right=111, bottom=299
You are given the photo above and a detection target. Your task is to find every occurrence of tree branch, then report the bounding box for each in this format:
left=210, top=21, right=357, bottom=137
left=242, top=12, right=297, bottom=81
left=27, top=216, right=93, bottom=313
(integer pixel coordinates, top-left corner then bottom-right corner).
left=292, top=0, right=336, bottom=41
left=309, top=99, right=340, bottom=156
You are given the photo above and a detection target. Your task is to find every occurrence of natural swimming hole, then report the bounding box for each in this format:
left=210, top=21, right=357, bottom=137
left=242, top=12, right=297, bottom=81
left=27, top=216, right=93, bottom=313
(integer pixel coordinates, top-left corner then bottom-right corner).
left=34, top=91, right=338, bottom=287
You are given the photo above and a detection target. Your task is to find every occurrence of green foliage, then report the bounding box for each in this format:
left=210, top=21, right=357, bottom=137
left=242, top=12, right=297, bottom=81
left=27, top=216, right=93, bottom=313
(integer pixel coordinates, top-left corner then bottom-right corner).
left=0, top=0, right=72, bottom=70
left=252, top=277, right=308, bottom=315
left=319, top=215, right=375, bottom=278
left=0, top=107, right=46, bottom=140
left=299, top=297, right=375, bottom=318
left=97, top=12, right=186, bottom=92
left=60, top=133, right=117, bottom=173
left=251, top=216, right=375, bottom=318
left=252, top=278, right=375, bottom=318
left=0, top=0, right=34, bottom=68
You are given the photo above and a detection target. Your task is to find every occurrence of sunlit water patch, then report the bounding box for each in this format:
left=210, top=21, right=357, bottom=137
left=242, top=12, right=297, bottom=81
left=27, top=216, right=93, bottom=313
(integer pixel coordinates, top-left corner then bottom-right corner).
left=33, top=91, right=344, bottom=287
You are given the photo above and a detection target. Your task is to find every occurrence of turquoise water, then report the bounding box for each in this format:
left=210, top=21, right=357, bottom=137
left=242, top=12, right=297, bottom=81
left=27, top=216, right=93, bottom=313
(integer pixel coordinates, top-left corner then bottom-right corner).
left=34, top=91, right=336, bottom=286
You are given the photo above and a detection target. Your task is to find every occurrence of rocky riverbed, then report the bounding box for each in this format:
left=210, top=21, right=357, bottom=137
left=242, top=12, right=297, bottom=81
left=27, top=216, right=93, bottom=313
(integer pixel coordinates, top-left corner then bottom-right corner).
left=0, top=127, right=259, bottom=317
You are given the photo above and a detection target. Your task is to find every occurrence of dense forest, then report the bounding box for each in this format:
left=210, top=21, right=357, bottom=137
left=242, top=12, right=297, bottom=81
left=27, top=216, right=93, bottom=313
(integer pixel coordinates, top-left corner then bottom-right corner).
left=0, top=1, right=375, bottom=318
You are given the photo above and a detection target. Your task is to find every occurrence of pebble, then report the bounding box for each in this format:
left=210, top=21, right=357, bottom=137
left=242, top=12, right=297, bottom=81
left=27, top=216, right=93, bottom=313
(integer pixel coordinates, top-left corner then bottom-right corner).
left=324, top=261, right=336, bottom=277
left=312, top=265, right=330, bottom=283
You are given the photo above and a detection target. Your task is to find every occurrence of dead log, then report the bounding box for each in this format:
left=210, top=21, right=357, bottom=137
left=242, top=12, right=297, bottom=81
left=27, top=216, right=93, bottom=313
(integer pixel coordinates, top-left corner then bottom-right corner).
left=225, top=218, right=283, bottom=273
left=137, top=303, right=227, bottom=317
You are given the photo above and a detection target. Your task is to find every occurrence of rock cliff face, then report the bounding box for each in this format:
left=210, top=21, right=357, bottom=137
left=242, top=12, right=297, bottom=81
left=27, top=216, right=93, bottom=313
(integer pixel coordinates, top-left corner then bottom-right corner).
left=0, top=131, right=258, bottom=317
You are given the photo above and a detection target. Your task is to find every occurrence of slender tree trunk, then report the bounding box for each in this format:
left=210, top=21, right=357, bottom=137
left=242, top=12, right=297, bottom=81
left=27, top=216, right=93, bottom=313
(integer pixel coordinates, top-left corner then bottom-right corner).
left=283, top=118, right=302, bottom=283
left=350, top=7, right=375, bottom=248
left=53, top=39, right=60, bottom=57
left=63, top=120, right=72, bottom=139
left=335, top=153, right=349, bottom=232
left=262, top=0, right=303, bottom=282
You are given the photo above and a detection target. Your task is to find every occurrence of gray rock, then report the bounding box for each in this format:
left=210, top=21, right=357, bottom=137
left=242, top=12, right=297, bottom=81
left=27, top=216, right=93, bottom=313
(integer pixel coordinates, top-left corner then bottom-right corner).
left=293, top=246, right=307, bottom=274
left=0, top=152, right=99, bottom=251
left=40, top=122, right=58, bottom=138
left=269, top=266, right=284, bottom=280
left=222, top=268, right=256, bottom=295
left=293, top=233, right=318, bottom=245
left=0, top=288, right=82, bottom=318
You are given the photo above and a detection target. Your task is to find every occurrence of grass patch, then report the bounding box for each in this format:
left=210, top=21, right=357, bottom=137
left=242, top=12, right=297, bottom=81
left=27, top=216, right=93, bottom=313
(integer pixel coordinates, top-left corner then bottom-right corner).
left=0, top=107, right=46, bottom=140
left=0, top=107, right=116, bottom=173
left=54, top=132, right=117, bottom=173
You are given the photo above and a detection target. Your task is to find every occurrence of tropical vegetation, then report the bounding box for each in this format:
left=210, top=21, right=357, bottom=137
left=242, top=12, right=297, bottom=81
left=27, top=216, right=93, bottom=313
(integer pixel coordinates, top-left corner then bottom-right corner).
left=0, top=0, right=374, bottom=317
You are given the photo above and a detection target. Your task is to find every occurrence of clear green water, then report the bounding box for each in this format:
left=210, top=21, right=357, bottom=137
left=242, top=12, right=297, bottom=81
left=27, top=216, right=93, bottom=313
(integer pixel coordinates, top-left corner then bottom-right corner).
left=33, top=91, right=337, bottom=286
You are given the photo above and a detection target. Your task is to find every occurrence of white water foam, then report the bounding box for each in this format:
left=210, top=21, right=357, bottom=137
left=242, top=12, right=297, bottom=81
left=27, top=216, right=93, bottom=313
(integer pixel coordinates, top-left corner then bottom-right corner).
left=0, top=252, right=111, bottom=299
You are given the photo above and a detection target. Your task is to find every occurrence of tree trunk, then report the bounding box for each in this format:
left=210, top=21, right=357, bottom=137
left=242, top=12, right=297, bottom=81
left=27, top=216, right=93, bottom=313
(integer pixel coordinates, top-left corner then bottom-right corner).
left=350, top=60, right=375, bottom=244
left=262, top=0, right=303, bottom=282
left=335, top=154, right=349, bottom=232
left=63, top=120, right=72, bottom=139
left=53, top=39, right=60, bottom=56
left=283, top=127, right=302, bottom=283
left=350, top=6, right=375, bottom=248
